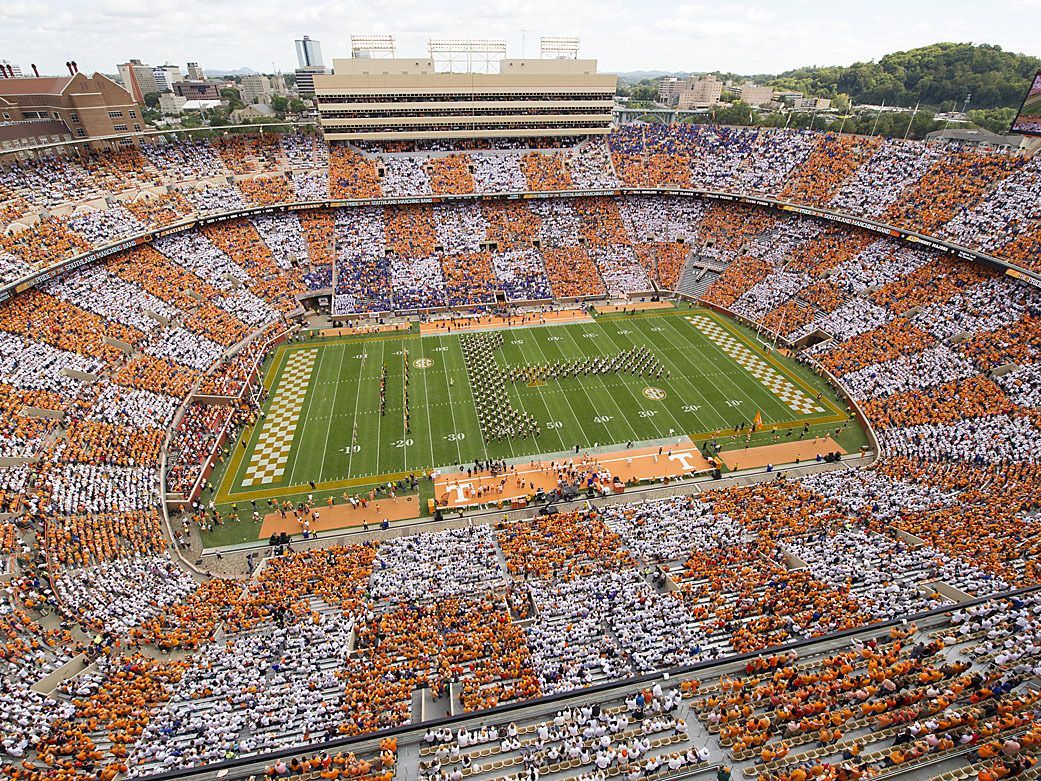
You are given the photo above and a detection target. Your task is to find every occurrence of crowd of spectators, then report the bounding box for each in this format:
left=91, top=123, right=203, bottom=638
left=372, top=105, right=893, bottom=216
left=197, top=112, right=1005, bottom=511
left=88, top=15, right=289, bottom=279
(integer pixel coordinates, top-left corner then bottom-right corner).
left=0, top=128, right=1040, bottom=781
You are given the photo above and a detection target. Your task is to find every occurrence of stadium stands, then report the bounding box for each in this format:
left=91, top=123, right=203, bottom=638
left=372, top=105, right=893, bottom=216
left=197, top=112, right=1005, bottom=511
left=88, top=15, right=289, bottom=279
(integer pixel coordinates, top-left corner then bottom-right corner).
left=0, top=125, right=1040, bottom=781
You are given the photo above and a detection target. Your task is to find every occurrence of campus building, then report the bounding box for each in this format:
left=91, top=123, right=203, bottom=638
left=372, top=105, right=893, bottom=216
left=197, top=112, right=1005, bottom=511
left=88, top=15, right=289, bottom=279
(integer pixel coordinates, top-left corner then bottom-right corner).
left=738, top=82, right=775, bottom=106
left=314, top=57, right=616, bottom=142
left=240, top=74, right=272, bottom=104
left=116, top=59, right=158, bottom=103
left=0, top=71, right=142, bottom=148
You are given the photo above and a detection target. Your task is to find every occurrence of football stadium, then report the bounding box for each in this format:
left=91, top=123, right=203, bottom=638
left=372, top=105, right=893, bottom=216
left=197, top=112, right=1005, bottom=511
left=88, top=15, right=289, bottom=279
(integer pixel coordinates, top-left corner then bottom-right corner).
left=1, top=23, right=1041, bottom=781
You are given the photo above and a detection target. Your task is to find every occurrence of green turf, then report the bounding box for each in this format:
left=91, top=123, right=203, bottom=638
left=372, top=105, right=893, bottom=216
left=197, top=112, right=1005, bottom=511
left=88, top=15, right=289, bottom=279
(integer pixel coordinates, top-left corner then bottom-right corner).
left=201, top=307, right=866, bottom=546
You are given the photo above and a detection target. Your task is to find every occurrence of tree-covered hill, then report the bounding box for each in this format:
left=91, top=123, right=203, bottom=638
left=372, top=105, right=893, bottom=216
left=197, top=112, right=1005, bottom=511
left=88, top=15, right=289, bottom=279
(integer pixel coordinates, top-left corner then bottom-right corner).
left=768, top=42, right=1040, bottom=111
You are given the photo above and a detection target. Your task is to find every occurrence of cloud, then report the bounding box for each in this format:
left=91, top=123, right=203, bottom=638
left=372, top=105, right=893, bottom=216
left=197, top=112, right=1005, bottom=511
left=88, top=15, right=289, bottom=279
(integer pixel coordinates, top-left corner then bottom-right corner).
left=1, top=0, right=1037, bottom=76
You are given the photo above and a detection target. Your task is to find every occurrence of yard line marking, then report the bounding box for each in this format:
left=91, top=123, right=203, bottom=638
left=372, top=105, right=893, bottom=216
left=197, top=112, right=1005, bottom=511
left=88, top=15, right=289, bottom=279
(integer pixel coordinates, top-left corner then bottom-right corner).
left=243, top=349, right=318, bottom=487
left=558, top=324, right=643, bottom=444
left=628, top=317, right=722, bottom=433
left=528, top=328, right=598, bottom=450
left=503, top=336, right=565, bottom=455
left=445, top=336, right=479, bottom=463
left=418, top=336, right=437, bottom=467
left=661, top=315, right=772, bottom=422
left=685, top=314, right=825, bottom=414
left=375, top=341, right=385, bottom=476
left=598, top=320, right=689, bottom=441
left=319, top=345, right=347, bottom=482
left=346, top=348, right=366, bottom=478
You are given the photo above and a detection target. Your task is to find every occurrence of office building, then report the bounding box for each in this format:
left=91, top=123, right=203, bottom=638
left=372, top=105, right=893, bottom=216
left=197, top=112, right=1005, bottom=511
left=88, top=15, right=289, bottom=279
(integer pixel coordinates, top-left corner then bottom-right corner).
left=117, top=59, right=159, bottom=102
left=294, top=65, right=326, bottom=98
left=153, top=64, right=181, bottom=93
left=738, top=82, right=775, bottom=106
left=791, top=96, right=831, bottom=111
left=158, top=92, right=187, bottom=114
left=296, top=36, right=324, bottom=68
left=174, top=80, right=221, bottom=100
left=240, top=74, right=272, bottom=104
left=186, top=62, right=205, bottom=81
left=658, top=77, right=682, bottom=103
left=675, top=76, right=722, bottom=109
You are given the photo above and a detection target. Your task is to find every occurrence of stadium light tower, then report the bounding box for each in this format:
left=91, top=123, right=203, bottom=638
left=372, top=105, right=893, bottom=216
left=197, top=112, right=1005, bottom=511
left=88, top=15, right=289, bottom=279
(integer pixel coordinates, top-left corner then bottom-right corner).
left=518, top=28, right=532, bottom=58
left=351, top=34, right=396, bottom=59
left=427, top=38, right=507, bottom=73
left=540, top=36, right=580, bottom=59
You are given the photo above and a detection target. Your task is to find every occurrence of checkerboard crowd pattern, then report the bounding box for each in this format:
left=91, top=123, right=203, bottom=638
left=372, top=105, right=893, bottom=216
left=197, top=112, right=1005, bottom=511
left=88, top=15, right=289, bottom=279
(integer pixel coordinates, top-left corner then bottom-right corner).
left=686, top=315, right=825, bottom=415
left=242, top=349, right=318, bottom=486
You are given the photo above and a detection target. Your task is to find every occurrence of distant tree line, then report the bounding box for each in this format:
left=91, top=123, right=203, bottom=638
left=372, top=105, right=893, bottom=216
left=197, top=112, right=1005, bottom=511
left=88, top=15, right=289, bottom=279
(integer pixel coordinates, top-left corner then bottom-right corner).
left=618, top=43, right=1039, bottom=113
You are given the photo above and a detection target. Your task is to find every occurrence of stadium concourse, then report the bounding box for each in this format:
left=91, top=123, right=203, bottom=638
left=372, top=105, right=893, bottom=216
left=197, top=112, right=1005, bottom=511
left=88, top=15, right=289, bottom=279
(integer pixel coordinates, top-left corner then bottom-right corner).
left=0, top=127, right=1039, bottom=781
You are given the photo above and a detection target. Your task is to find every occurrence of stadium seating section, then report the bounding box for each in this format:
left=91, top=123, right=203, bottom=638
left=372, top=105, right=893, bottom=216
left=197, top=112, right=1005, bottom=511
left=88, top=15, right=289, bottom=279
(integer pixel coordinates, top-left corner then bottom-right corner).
left=0, top=127, right=1039, bottom=780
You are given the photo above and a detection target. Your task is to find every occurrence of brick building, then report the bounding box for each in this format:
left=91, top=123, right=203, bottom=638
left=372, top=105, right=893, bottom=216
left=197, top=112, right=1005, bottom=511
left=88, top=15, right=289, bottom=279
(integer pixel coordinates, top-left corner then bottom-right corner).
left=0, top=71, right=142, bottom=148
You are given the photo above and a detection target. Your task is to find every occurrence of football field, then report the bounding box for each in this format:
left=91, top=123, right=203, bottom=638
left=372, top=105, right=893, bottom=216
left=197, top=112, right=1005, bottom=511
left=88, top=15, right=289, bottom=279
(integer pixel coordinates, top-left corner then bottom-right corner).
left=210, top=306, right=865, bottom=517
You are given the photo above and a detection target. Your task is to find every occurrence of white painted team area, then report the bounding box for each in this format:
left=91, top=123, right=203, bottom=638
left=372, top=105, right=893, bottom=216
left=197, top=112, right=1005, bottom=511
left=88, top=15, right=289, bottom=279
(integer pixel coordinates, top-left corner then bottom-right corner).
left=436, top=441, right=712, bottom=508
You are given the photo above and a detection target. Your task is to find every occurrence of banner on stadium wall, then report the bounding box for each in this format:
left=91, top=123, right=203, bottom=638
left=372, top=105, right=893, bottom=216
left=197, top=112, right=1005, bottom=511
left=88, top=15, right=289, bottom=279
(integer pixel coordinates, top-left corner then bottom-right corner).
left=1007, top=268, right=1041, bottom=289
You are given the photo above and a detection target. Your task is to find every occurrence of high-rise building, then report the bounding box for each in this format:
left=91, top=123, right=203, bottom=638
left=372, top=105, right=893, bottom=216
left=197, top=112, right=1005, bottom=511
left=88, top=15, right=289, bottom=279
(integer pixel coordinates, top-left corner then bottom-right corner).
left=186, top=61, right=205, bottom=81
left=153, top=64, right=181, bottom=93
left=117, top=59, right=159, bottom=102
left=240, top=74, right=272, bottom=104
left=294, top=65, right=326, bottom=98
left=296, top=36, right=324, bottom=68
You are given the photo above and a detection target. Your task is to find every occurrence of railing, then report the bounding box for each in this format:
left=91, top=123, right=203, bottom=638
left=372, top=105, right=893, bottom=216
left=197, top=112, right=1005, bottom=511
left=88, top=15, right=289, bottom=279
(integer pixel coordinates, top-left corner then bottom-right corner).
left=0, top=121, right=320, bottom=158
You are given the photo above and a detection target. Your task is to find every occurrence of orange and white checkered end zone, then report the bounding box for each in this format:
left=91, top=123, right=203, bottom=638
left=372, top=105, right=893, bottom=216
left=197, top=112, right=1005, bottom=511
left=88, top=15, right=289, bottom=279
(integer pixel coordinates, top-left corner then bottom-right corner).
left=434, top=442, right=714, bottom=510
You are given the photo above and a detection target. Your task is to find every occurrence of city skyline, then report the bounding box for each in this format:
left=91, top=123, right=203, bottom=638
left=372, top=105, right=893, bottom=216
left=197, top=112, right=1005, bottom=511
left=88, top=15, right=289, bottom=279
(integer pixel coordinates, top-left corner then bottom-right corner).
left=1, top=0, right=1039, bottom=78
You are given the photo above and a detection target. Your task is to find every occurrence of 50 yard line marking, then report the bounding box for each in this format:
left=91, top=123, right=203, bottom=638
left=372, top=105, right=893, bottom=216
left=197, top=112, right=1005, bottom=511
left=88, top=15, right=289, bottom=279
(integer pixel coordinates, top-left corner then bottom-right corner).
left=529, top=328, right=596, bottom=449
left=507, top=332, right=565, bottom=452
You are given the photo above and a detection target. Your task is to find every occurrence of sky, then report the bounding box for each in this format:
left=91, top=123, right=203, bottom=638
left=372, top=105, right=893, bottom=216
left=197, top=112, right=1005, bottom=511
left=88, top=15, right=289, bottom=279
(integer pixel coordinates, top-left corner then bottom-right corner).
left=1, top=0, right=1039, bottom=77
